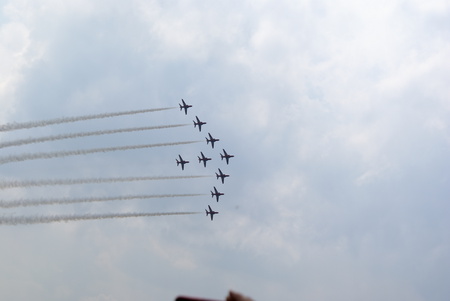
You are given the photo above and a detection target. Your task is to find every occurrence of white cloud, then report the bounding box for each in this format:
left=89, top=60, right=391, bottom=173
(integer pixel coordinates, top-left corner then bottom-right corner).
left=407, top=0, right=450, bottom=14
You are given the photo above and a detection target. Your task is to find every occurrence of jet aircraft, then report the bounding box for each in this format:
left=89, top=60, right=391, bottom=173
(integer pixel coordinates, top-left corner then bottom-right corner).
left=193, top=116, right=206, bottom=132
left=206, top=133, right=220, bottom=149
left=205, top=205, right=219, bottom=221
left=179, top=99, right=192, bottom=115
left=220, top=149, right=235, bottom=165
left=211, top=186, right=224, bottom=202
left=176, top=155, right=189, bottom=170
left=215, top=168, right=229, bottom=184
left=198, top=152, right=212, bottom=167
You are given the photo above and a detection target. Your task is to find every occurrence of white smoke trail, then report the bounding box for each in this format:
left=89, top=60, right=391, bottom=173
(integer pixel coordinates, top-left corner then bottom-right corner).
left=0, top=212, right=202, bottom=225
left=0, top=140, right=201, bottom=165
left=0, top=107, right=175, bottom=132
left=0, top=194, right=206, bottom=208
left=0, top=124, right=189, bottom=149
left=0, top=175, right=211, bottom=189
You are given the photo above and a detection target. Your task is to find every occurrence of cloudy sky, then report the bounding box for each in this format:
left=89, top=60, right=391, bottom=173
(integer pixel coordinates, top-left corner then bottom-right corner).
left=1, top=0, right=449, bottom=300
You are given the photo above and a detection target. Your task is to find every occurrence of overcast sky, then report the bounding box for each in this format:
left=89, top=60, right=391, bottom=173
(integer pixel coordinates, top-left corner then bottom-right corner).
left=1, top=0, right=449, bottom=300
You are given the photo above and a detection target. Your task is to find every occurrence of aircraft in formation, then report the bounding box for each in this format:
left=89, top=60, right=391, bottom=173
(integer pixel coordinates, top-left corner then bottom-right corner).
left=220, top=149, right=234, bottom=165
left=179, top=99, right=192, bottom=115
left=193, top=116, right=206, bottom=132
left=211, top=186, right=224, bottom=202
left=205, top=205, right=219, bottom=221
left=179, top=99, right=236, bottom=221
left=198, top=152, right=212, bottom=167
left=176, top=155, right=189, bottom=170
left=206, top=133, right=220, bottom=149
left=216, top=168, right=229, bottom=184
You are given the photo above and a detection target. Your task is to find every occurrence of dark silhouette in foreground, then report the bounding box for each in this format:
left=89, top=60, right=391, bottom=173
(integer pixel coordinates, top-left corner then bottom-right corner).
left=175, top=290, right=254, bottom=301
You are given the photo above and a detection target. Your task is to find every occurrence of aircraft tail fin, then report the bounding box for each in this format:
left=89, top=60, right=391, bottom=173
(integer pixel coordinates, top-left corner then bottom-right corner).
left=205, top=209, right=209, bottom=216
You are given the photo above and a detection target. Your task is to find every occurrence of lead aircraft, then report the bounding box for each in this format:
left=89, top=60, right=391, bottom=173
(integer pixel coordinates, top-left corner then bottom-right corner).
left=206, top=133, right=220, bottom=149
left=193, top=116, right=206, bottom=132
left=198, top=152, right=211, bottom=167
left=215, top=168, right=229, bottom=184
left=176, top=155, right=189, bottom=170
left=179, top=99, right=192, bottom=115
left=205, top=205, right=219, bottom=221
left=220, top=149, right=234, bottom=165
left=211, top=186, right=224, bottom=202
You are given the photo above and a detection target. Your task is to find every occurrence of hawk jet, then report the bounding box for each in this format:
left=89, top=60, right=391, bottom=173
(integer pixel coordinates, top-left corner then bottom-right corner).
left=215, top=168, right=229, bottom=184
left=176, top=155, right=189, bottom=170
left=220, top=149, right=234, bottom=165
left=205, top=205, right=219, bottom=221
left=206, top=133, right=220, bottom=149
left=211, top=186, right=224, bottom=202
left=198, top=152, right=212, bottom=167
left=193, top=116, right=206, bottom=132
left=179, top=99, right=192, bottom=115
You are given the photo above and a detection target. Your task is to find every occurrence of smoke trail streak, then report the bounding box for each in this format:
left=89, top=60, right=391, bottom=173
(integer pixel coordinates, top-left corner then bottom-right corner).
left=0, top=212, right=202, bottom=226
left=0, top=141, right=201, bottom=165
left=0, top=175, right=211, bottom=189
left=0, top=194, right=206, bottom=208
left=0, top=124, right=189, bottom=149
left=0, top=107, right=175, bottom=132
